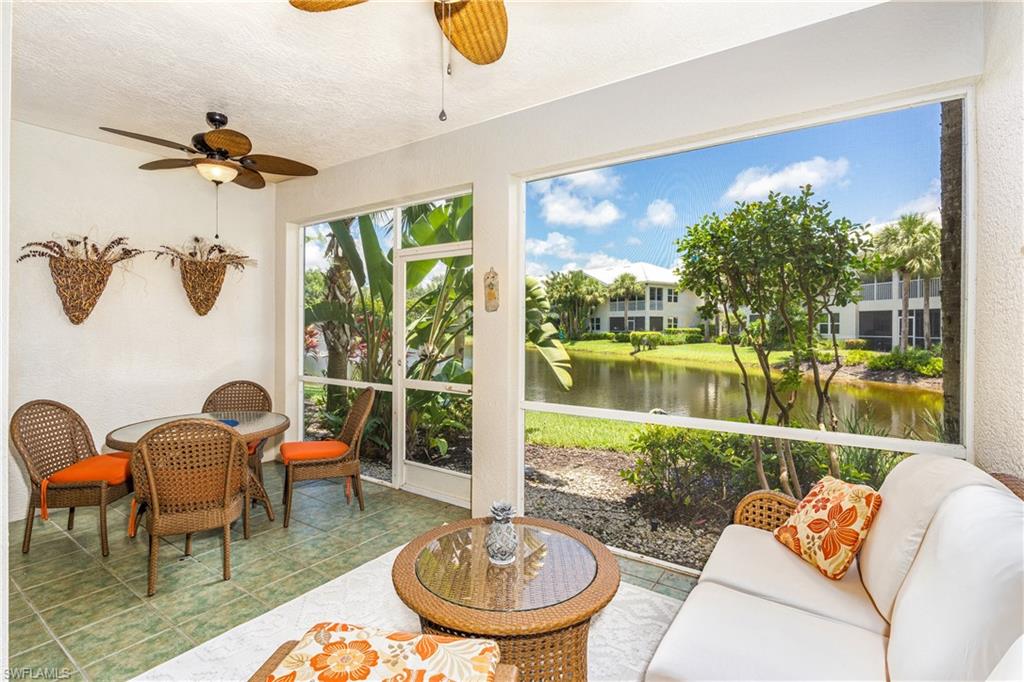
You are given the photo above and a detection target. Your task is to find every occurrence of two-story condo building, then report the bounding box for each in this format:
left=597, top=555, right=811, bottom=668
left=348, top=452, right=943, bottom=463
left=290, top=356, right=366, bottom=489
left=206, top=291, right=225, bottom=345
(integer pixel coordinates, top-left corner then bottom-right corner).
left=583, top=262, right=704, bottom=332
left=582, top=262, right=941, bottom=350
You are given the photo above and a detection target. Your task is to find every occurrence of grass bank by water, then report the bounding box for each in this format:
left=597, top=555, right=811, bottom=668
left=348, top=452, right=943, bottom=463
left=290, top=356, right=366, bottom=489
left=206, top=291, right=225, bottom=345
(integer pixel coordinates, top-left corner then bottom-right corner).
left=525, top=411, right=638, bottom=452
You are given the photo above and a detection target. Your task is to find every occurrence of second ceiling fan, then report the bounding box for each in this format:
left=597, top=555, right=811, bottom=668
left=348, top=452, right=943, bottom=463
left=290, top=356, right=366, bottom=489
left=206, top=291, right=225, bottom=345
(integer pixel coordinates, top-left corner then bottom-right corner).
left=290, top=0, right=509, bottom=66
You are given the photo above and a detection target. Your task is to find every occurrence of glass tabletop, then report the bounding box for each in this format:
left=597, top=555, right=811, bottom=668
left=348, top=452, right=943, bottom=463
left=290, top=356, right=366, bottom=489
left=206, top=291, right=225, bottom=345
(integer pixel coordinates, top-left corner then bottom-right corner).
left=414, top=523, right=598, bottom=612
left=107, top=411, right=289, bottom=446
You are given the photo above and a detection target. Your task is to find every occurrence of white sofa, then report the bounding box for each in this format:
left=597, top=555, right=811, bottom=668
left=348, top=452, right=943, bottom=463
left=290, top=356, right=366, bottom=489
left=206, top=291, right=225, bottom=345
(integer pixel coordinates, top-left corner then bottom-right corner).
left=645, top=455, right=1024, bottom=681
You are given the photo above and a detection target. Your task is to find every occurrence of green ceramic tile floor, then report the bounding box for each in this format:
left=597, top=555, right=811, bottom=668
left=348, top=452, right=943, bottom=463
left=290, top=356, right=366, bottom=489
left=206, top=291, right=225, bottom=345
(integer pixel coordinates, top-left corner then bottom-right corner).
left=8, top=464, right=696, bottom=681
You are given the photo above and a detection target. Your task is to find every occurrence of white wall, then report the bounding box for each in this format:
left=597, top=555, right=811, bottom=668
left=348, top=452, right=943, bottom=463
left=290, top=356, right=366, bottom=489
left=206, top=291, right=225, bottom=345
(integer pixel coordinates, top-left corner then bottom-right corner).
left=274, top=2, right=995, bottom=514
left=8, top=122, right=278, bottom=520
left=973, top=1, right=1024, bottom=476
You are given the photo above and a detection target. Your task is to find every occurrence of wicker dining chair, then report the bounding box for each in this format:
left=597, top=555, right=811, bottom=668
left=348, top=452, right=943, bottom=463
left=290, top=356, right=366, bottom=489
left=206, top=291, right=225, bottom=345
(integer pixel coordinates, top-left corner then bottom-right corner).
left=132, top=419, right=250, bottom=596
left=203, top=379, right=275, bottom=520
left=278, top=387, right=376, bottom=527
left=10, top=400, right=132, bottom=557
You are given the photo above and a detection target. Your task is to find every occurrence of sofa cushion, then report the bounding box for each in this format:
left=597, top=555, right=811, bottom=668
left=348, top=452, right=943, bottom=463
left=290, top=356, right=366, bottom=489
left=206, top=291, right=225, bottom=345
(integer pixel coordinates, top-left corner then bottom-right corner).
left=858, top=455, right=1010, bottom=622
left=887, top=485, right=1023, bottom=681
left=774, top=475, right=882, bottom=580
left=645, top=582, right=888, bottom=681
left=265, top=622, right=501, bottom=682
left=988, top=635, right=1023, bottom=681
left=699, top=524, right=888, bottom=635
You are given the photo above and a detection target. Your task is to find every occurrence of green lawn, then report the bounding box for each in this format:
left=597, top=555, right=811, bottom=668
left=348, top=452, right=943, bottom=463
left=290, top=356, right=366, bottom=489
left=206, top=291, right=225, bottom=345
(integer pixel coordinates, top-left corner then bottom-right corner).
left=524, top=410, right=639, bottom=452
left=562, top=340, right=790, bottom=369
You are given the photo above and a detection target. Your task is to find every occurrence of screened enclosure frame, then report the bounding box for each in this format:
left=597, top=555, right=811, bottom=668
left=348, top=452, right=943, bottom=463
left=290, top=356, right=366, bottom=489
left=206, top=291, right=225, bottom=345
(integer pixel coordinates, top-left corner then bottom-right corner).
left=298, top=189, right=475, bottom=505
left=516, top=86, right=976, bottom=463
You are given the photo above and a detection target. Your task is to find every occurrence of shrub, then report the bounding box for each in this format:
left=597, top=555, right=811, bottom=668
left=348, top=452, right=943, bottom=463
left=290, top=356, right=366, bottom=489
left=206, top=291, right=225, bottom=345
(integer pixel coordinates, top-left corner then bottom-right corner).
left=714, top=333, right=740, bottom=345
left=842, top=338, right=868, bottom=350
left=916, top=356, right=943, bottom=377
left=630, top=331, right=663, bottom=351
left=684, top=331, right=704, bottom=344
left=579, top=331, right=614, bottom=341
left=843, top=350, right=872, bottom=366
left=659, top=334, right=685, bottom=346
left=929, top=343, right=943, bottom=357
left=814, top=349, right=836, bottom=364
left=613, top=332, right=631, bottom=343
left=867, top=352, right=900, bottom=371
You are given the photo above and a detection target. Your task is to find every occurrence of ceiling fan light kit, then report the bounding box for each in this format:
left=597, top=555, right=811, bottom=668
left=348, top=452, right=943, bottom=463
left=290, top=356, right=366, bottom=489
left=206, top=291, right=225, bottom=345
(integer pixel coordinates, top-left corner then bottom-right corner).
left=99, top=112, right=318, bottom=190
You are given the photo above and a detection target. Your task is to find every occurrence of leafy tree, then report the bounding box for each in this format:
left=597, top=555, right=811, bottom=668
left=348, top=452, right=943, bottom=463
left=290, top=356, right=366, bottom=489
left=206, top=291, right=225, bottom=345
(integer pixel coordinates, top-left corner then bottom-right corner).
left=544, top=270, right=607, bottom=340
left=677, top=186, right=866, bottom=494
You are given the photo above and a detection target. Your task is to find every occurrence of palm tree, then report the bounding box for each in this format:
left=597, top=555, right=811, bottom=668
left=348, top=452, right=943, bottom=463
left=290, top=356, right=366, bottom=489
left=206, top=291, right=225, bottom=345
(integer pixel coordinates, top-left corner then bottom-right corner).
left=940, top=99, right=963, bottom=443
left=545, top=270, right=607, bottom=339
left=607, top=273, right=644, bottom=331
left=873, top=213, right=933, bottom=351
left=905, top=219, right=941, bottom=349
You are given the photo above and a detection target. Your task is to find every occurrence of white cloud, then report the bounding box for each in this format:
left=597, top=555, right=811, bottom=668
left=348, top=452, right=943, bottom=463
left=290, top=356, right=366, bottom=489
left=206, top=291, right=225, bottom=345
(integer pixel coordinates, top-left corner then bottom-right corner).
left=893, top=178, right=940, bottom=216
left=525, top=260, right=550, bottom=278
left=639, top=198, right=678, bottom=228
left=524, top=231, right=580, bottom=260
left=532, top=168, right=624, bottom=230
left=561, top=168, right=622, bottom=195
left=722, top=156, right=850, bottom=203
left=625, top=236, right=643, bottom=246
left=583, top=252, right=632, bottom=269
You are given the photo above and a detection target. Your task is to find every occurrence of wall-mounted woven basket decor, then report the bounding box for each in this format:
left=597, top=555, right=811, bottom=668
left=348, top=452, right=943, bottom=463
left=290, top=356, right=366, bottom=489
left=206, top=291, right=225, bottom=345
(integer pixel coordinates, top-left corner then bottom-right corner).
left=155, top=237, right=254, bottom=317
left=18, top=236, right=142, bottom=325
left=179, top=260, right=227, bottom=316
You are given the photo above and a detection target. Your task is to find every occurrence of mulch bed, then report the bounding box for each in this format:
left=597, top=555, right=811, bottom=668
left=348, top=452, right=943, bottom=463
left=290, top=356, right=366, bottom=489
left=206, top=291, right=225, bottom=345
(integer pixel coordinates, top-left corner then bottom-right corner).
left=524, top=444, right=723, bottom=570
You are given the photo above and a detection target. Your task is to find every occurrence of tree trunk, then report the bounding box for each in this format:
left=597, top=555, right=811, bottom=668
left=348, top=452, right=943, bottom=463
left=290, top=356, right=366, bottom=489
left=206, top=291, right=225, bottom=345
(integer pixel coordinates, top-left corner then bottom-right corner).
left=900, top=270, right=911, bottom=351
left=940, top=99, right=962, bottom=444
left=922, top=281, right=931, bottom=351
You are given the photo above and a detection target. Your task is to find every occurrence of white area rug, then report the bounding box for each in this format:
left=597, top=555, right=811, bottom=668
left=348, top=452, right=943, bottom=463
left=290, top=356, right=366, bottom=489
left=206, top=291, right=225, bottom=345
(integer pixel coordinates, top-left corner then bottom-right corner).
left=136, top=546, right=681, bottom=682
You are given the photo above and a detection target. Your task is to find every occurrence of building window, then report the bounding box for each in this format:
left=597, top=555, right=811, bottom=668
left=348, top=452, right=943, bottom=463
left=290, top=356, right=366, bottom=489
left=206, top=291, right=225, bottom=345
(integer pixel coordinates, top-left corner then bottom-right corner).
left=609, top=297, right=624, bottom=313
left=667, top=288, right=679, bottom=303
left=667, top=316, right=678, bottom=329
left=627, top=293, right=645, bottom=312
left=590, top=317, right=601, bottom=331
left=818, top=312, right=840, bottom=336
left=649, top=287, right=664, bottom=311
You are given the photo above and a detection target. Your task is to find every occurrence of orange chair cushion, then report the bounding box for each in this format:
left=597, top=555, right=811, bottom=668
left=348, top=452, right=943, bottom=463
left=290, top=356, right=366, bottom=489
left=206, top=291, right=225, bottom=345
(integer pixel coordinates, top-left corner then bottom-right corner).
left=40, top=454, right=132, bottom=520
left=281, top=440, right=350, bottom=463
left=49, top=454, right=131, bottom=486
left=247, top=441, right=258, bottom=455
left=107, top=451, right=132, bottom=460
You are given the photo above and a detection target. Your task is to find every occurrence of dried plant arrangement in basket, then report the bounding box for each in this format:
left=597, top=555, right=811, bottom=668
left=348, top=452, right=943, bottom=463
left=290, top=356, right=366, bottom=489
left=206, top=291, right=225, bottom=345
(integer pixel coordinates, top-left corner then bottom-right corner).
left=154, top=237, right=255, bottom=316
left=17, top=236, right=142, bottom=325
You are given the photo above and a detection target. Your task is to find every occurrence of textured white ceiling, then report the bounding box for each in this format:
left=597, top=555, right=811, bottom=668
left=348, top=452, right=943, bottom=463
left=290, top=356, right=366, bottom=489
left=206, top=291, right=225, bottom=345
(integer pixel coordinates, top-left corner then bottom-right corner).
left=12, top=1, right=876, bottom=171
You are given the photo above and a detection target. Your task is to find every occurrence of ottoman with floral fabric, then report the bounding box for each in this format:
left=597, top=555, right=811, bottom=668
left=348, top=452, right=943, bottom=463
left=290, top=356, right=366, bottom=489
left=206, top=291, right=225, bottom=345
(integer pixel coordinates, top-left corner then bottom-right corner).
left=252, top=622, right=518, bottom=682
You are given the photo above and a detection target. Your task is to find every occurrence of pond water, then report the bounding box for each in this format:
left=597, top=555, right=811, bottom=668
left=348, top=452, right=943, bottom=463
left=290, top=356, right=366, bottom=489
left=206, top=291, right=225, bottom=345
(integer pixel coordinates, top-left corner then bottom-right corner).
left=525, top=349, right=944, bottom=441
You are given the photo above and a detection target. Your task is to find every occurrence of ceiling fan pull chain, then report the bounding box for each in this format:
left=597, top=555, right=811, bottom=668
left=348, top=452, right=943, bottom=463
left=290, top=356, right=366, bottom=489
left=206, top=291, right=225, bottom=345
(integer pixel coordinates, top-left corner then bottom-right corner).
left=439, top=0, right=450, bottom=122
left=214, top=181, right=221, bottom=240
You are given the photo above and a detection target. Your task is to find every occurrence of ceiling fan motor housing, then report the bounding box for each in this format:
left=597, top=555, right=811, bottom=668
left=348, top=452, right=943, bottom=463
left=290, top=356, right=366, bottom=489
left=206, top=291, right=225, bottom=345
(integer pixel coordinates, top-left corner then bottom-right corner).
left=206, top=111, right=228, bottom=129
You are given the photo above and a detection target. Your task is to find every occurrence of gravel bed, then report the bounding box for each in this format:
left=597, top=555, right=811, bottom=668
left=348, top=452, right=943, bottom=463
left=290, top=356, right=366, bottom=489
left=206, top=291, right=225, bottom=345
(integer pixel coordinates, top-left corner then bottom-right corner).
left=524, top=444, right=722, bottom=570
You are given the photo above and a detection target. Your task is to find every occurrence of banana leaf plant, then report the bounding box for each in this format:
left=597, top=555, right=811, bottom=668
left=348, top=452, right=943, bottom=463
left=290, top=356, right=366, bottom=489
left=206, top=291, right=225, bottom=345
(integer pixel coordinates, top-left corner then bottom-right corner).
left=303, top=194, right=573, bottom=464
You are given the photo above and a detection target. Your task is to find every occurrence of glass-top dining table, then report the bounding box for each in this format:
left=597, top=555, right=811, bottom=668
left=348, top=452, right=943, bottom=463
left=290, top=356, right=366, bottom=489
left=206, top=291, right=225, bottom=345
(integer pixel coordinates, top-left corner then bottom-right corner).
left=105, top=410, right=290, bottom=526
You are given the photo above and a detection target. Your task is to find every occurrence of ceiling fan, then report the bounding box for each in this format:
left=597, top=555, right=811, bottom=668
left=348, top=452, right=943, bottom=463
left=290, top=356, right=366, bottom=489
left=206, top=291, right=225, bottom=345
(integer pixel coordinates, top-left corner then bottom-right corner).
left=99, top=112, right=318, bottom=190
left=289, top=0, right=509, bottom=66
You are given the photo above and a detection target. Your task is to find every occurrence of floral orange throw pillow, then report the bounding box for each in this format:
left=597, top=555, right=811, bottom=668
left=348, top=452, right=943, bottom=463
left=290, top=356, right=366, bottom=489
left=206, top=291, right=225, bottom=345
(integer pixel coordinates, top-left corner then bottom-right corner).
left=774, top=476, right=882, bottom=580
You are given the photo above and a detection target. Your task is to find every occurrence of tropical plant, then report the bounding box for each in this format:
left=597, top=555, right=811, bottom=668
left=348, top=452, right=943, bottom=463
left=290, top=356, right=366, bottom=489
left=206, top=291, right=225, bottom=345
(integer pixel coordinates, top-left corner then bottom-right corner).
left=525, top=276, right=573, bottom=390
left=607, top=273, right=644, bottom=327
left=872, top=213, right=939, bottom=351
left=543, top=270, right=607, bottom=340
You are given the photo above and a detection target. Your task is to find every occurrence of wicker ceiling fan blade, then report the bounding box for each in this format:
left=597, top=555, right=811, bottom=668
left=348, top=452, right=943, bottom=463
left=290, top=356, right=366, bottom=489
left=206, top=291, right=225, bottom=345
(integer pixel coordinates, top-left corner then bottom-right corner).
left=289, top=0, right=367, bottom=11
left=239, top=154, right=318, bottom=176
left=99, top=127, right=197, bottom=154
left=202, top=129, right=253, bottom=157
left=233, top=167, right=266, bottom=190
left=139, top=158, right=197, bottom=170
left=434, top=0, right=508, bottom=65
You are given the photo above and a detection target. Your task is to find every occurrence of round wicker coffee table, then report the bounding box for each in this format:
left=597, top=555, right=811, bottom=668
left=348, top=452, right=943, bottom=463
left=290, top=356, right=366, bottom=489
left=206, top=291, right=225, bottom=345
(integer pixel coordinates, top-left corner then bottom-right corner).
left=392, top=516, right=620, bottom=681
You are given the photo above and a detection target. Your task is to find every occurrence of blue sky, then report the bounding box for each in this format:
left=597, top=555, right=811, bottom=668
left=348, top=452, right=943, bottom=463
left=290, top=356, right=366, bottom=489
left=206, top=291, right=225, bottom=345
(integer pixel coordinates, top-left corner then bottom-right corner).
left=525, top=103, right=942, bottom=277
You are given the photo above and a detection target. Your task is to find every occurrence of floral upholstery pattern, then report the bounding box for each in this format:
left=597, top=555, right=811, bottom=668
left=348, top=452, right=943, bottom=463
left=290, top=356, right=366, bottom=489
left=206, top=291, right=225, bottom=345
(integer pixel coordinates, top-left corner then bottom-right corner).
left=774, top=476, right=882, bottom=580
left=265, top=623, right=501, bottom=682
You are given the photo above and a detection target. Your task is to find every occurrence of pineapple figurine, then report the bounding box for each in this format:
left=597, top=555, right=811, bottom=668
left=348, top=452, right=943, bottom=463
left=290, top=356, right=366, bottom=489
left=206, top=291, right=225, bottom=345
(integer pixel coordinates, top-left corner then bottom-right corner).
left=485, top=502, right=518, bottom=566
